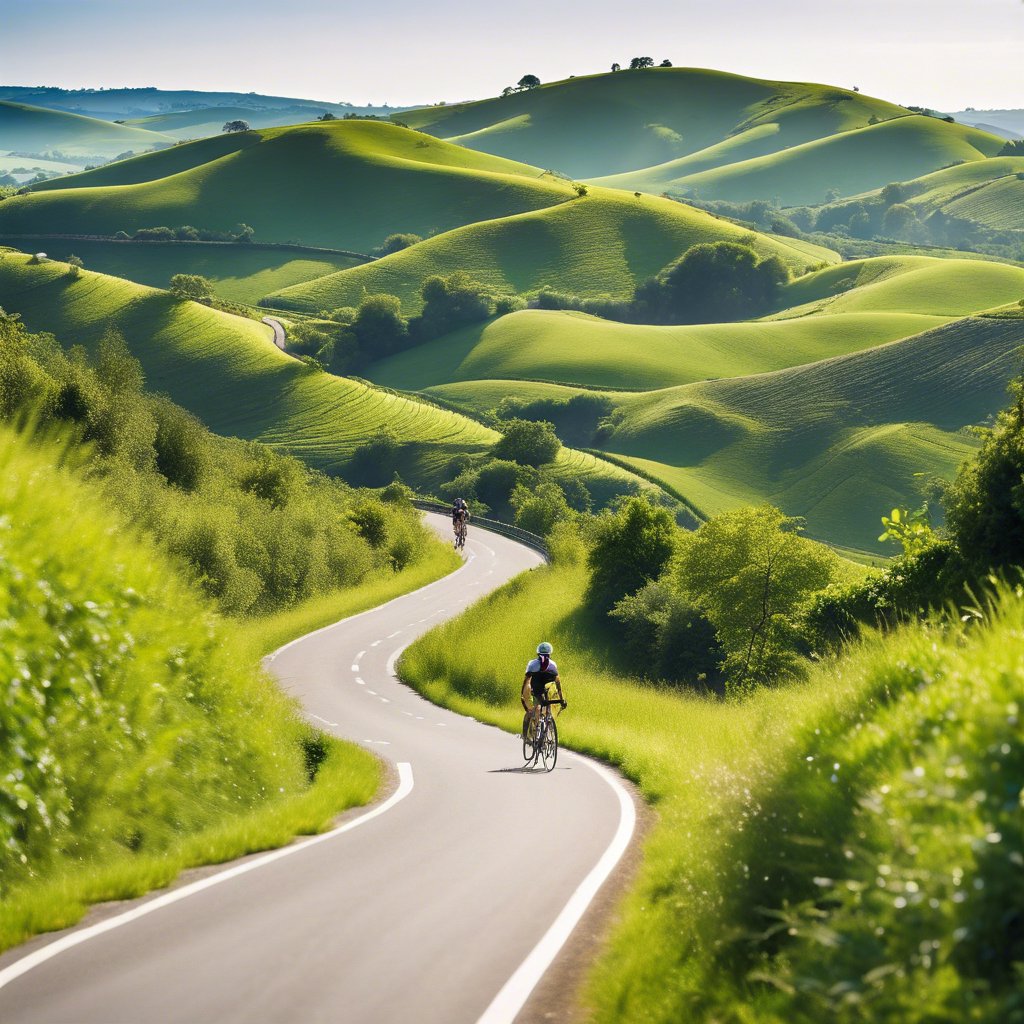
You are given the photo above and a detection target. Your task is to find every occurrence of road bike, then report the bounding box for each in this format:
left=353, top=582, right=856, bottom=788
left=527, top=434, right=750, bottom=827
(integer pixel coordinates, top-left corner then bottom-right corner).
left=522, top=701, right=564, bottom=772
left=454, top=518, right=467, bottom=550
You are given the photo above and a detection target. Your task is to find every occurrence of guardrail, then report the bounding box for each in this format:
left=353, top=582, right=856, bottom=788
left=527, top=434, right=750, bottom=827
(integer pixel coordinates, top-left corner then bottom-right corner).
left=412, top=499, right=550, bottom=561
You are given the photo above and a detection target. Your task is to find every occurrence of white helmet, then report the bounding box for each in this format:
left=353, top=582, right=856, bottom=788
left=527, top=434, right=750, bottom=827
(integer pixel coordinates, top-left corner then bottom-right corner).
left=536, top=641, right=553, bottom=656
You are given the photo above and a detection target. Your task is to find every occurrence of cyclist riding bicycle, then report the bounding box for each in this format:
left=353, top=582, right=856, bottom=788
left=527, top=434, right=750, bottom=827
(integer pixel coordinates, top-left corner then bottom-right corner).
left=521, top=642, right=566, bottom=735
left=451, top=497, right=470, bottom=540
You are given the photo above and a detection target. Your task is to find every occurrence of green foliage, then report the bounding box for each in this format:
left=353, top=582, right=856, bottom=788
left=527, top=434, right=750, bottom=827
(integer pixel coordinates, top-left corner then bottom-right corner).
left=510, top=480, right=574, bottom=537
left=675, top=505, right=838, bottom=690
left=491, top=416, right=562, bottom=466
left=877, top=503, right=936, bottom=556
left=168, top=272, right=213, bottom=303
left=375, top=232, right=422, bottom=256
left=587, top=495, right=677, bottom=613
left=634, top=240, right=790, bottom=324
left=222, top=119, right=250, bottom=133
left=414, top=271, right=497, bottom=341
left=351, top=293, right=407, bottom=359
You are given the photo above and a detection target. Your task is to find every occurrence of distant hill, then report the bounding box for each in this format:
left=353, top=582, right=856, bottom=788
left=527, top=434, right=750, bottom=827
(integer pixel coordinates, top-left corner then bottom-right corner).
left=403, top=69, right=1004, bottom=205
left=121, top=106, right=357, bottom=140
left=0, top=120, right=575, bottom=252
left=950, top=109, right=1024, bottom=139
left=0, top=86, right=408, bottom=122
left=0, top=100, right=173, bottom=165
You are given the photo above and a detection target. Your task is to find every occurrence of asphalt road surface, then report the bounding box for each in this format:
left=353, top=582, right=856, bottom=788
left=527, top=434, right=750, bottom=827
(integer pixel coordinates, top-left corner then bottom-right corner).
left=0, top=515, right=634, bottom=1024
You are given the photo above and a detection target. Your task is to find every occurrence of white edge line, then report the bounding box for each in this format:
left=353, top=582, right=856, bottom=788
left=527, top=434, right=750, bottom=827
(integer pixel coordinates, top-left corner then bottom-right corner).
left=0, top=763, right=415, bottom=993
left=474, top=758, right=636, bottom=1024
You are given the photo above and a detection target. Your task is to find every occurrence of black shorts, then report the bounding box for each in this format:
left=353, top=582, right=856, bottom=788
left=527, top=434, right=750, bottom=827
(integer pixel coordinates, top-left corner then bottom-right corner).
left=530, top=677, right=555, bottom=704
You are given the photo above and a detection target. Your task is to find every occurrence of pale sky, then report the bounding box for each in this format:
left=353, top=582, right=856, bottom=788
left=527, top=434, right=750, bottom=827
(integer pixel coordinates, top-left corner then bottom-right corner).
left=2, top=0, right=1021, bottom=111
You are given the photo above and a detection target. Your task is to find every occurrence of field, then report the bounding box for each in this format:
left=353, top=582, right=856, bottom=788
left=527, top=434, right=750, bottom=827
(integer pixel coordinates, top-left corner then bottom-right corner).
left=0, top=237, right=367, bottom=305
left=361, top=255, right=1024, bottom=552
left=398, top=554, right=1024, bottom=1023
left=267, top=187, right=838, bottom=314
left=0, top=100, right=173, bottom=164
left=0, top=251, right=647, bottom=504
left=0, top=121, right=576, bottom=252
left=401, top=69, right=1003, bottom=205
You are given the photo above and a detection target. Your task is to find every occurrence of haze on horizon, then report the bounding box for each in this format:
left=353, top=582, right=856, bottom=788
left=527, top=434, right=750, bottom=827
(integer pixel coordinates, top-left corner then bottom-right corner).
left=2, top=0, right=1021, bottom=112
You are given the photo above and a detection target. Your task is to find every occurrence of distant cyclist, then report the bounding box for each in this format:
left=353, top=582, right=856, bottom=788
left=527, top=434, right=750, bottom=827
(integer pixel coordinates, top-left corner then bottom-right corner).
left=521, top=642, right=566, bottom=735
left=451, top=497, right=470, bottom=544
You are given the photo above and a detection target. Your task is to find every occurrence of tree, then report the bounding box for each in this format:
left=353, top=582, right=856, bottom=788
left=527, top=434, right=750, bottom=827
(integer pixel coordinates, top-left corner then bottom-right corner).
left=491, top=418, right=561, bottom=467
left=587, top=496, right=677, bottom=613
left=629, top=57, right=655, bottom=69
left=611, top=63, right=621, bottom=72
left=517, top=75, right=541, bottom=90
left=572, top=183, right=588, bottom=197
left=659, top=59, right=673, bottom=67
left=882, top=202, right=919, bottom=239
left=317, top=112, right=337, bottom=121
left=232, top=222, right=255, bottom=243
left=222, top=120, right=250, bottom=133
left=373, top=233, right=422, bottom=256
left=511, top=481, right=572, bottom=537
left=168, top=273, right=213, bottom=303
left=675, top=505, right=837, bottom=689
left=350, top=293, right=407, bottom=359
left=65, top=254, right=83, bottom=279
left=415, top=271, right=494, bottom=340
left=501, top=86, right=515, bottom=97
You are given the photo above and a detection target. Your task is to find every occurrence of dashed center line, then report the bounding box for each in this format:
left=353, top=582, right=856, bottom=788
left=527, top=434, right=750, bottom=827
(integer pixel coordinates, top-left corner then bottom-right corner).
left=355, top=650, right=366, bottom=661
left=356, top=679, right=365, bottom=686
left=311, top=714, right=339, bottom=728
left=350, top=664, right=359, bottom=671
left=387, top=630, right=402, bottom=639
left=370, top=640, right=382, bottom=647
left=367, top=689, right=377, bottom=695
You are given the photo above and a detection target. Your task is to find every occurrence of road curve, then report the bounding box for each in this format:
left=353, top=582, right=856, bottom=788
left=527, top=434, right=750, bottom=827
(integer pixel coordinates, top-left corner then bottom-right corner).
left=0, top=515, right=634, bottom=1024
left=261, top=315, right=291, bottom=355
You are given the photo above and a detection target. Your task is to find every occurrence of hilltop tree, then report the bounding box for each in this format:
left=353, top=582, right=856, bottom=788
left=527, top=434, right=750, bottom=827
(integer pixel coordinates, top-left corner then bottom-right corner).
left=501, top=86, right=515, bottom=97
left=659, top=59, right=673, bottom=67
left=222, top=120, right=250, bottom=133
left=629, top=57, right=655, bottom=69
left=168, top=273, right=213, bottom=303
left=611, top=63, right=621, bottom=72
left=517, top=74, right=541, bottom=90
left=491, top=418, right=561, bottom=467
left=317, top=112, right=337, bottom=121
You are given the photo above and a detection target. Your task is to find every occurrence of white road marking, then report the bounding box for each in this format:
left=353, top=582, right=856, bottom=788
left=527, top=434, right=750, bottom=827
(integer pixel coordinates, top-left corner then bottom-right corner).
left=0, top=764, right=416, bottom=994
left=475, top=758, right=636, bottom=1024
left=355, top=650, right=366, bottom=661
left=370, top=640, right=381, bottom=647
left=310, top=714, right=339, bottom=728
left=386, top=630, right=402, bottom=639
left=415, top=716, right=424, bottom=720
left=379, top=697, right=390, bottom=704
left=366, top=689, right=377, bottom=696
left=350, top=664, right=359, bottom=672
left=364, top=739, right=391, bottom=746
left=385, top=645, right=407, bottom=678
left=355, top=677, right=365, bottom=685
left=402, top=711, right=414, bottom=717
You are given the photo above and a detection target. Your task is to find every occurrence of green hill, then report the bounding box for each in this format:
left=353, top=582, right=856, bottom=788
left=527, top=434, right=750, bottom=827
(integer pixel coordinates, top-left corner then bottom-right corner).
left=0, top=236, right=367, bottom=305
left=0, top=251, right=644, bottom=504
left=266, top=188, right=838, bottom=314
left=0, top=121, right=575, bottom=252
left=0, top=100, right=173, bottom=163
left=611, top=115, right=1005, bottom=206
left=402, top=68, right=910, bottom=179
left=122, top=107, right=347, bottom=140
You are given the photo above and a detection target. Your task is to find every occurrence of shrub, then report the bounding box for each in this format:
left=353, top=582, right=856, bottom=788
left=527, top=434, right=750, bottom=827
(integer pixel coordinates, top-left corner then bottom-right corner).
left=491, top=417, right=562, bottom=466
left=168, top=273, right=214, bottom=303
left=374, top=233, right=422, bottom=256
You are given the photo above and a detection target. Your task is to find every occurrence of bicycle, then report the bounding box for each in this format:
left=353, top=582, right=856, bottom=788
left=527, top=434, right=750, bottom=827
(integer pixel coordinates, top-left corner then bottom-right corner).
left=522, top=701, right=564, bottom=772
left=454, top=518, right=467, bottom=550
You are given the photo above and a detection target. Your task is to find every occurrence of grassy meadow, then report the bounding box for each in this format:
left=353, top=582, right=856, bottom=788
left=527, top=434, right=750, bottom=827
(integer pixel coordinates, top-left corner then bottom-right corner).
left=398, top=554, right=1024, bottom=1022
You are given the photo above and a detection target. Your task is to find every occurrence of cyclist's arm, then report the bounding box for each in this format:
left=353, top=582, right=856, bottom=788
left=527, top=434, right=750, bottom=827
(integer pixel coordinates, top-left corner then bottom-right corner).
left=521, top=674, right=532, bottom=712
left=554, top=675, right=566, bottom=706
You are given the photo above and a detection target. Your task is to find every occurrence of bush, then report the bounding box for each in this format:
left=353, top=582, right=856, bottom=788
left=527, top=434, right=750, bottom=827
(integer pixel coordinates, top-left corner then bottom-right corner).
left=510, top=480, right=573, bottom=537
left=168, top=273, right=214, bottom=303
left=374, top=233, right=422, bottom=256
left=491, top=418, right=562, bottom=466
left=350, top=294, right=407, bottom=359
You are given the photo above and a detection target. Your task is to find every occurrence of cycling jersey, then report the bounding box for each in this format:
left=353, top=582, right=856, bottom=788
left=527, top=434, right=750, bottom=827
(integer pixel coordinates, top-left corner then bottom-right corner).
left=526, top=657, right=559, bottom=702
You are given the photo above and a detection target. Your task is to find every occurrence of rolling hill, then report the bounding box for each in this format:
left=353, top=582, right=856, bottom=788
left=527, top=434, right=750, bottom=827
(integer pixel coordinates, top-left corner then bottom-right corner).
left=401, top=69, right=1003, bottom=205
left=0, top=250, right=645, bottom=505
left=0, top=120, right=575, bottom=252
left=0, top=100, right=173, bottom=164
left=266, top=187, right=838, bottom=314
left=121, top=107, right=349, bottom=139
left=0, top=236, right=368, bottom=305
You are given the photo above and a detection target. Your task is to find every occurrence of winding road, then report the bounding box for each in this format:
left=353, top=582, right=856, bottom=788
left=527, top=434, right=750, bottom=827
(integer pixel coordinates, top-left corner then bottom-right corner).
left=0, top=514, right=636, bottom=1024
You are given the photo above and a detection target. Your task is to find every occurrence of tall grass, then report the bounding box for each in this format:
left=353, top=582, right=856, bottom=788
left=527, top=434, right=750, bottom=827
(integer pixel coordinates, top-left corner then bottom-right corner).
left=398, top=554, right=1023, bottom=1022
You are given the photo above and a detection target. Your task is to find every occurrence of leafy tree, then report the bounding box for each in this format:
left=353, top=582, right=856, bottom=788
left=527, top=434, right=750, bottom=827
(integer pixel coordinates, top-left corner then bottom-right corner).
left=517, top=74, right=541, bottom=90
left=998, top=139, right=1024, bottom=157
left=659, top=59, right=673, bottom=67
left=880, top=182, right=906, bottom=206
left=882, top=202, right=920, bottom=239
left=572, top=183, right=588, bottom=197
left=317, top=112, right=337, bottom=121
left=629, top=57, right=655, bottom=69
left=350, top=293, right=407, bottom=359
left=168, top=273, right=214, bottom=303
left=232, top=222, right=255, bottom=243
left=674, top=505, right=837, bottom=689
left=587, top=496, right=677, bottom=613
left=222, top=120, right=250, bottom=133
left=151, top=395, right=211, bottom=491
left=415, top=271, right=494, bottom=340
left=633, top=241, right=789, bottom=324
left=511, top=481, right=573, bottom=537
left=611, top=63, right=621, bottom=72
left=374, top=233, right=422, bottom=256
left=65, top=254, right=83, bottom=279
left=491, top=418, right=561, bottom=467
left=501, top=86, right=515, bottom=97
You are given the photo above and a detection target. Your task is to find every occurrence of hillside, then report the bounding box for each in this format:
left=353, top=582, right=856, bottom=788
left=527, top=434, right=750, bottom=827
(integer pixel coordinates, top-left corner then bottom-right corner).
left=0, top=100, right=173, bottom=164
left=266, top=188, right=838, bottom=314
left=0, top=120, right=574, bottom=252
left=122, top=106, right=346, bottom=139
left=0, top=236, right=367, bottom=305
left=402, top=68, right=910, bottom=179
left=0, top=251, right=645, bottom=504
left=605, top=115, right=1005, bottom=206
left=401, top=69, right=1002, bottom=205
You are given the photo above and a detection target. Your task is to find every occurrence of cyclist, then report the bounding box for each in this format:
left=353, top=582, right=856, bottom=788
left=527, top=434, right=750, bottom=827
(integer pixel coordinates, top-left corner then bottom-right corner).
left=521, top=641, right=566, bottom=739
left=451, top=497, right=470, bottom=543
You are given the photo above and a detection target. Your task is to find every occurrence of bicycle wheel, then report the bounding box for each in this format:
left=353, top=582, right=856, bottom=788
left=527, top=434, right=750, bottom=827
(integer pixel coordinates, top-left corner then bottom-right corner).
left=540, top=716, right=558, bottom=772
left=522, top=713, right=535, bottom=761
